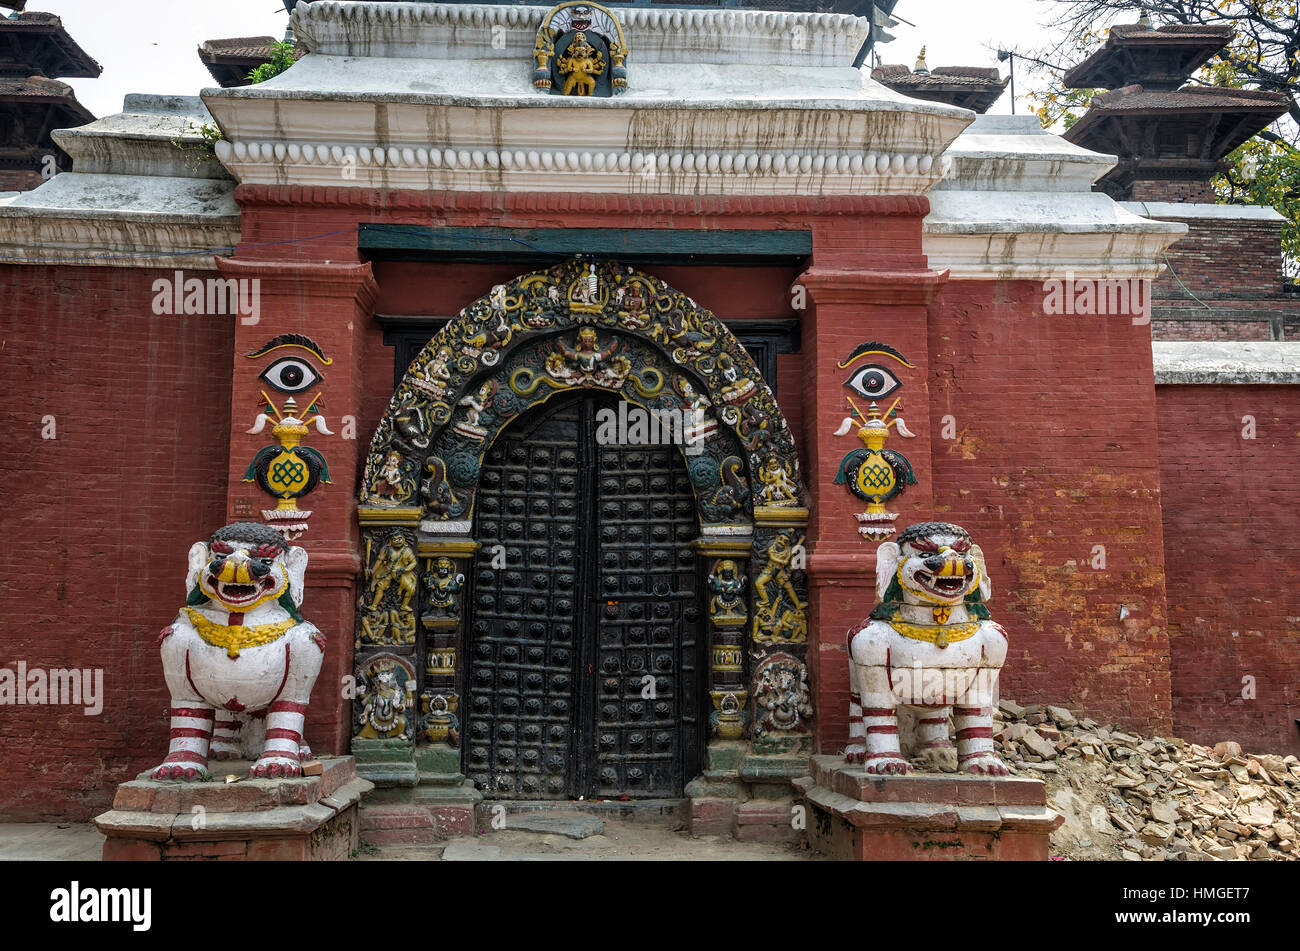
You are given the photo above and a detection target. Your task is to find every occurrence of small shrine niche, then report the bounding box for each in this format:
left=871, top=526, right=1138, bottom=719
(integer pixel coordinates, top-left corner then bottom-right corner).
left=532, top=2, right=628, bottom=98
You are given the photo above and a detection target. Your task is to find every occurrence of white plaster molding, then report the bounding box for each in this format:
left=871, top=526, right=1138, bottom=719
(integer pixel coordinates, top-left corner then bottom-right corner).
left=0, top=95, right=241, bottom=269
left=0, top=205, right=240, bottom=269
left=931, top=115, right=1116, bottom=193
left=1121, top=201, right=1286, bottom=223
left=213, top=134, right=952, bottom=196
left=203, top=11, right=973, bottom=198
left=52, top=95, right=232, bottom=181
left=1153, top=342, right=1300, bottom=384
left=291, top=2, right=870, bottom=68
left=924, top=115, right=1186, bottom=281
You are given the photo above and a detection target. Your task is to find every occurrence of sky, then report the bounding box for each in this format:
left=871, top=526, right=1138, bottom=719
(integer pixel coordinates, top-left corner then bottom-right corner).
left=32, top=0, right=1077, bottom=120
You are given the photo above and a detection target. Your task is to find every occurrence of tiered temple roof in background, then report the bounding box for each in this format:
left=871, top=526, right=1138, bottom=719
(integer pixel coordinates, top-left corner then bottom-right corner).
left=871, top=63, right=1007, bottom=114
left=1062, top=22, right=1288, bottom=201
left=197, top=37, right=296, bottom=88
left=0, top=9, right=100, bottom=191
left=1064, top=19, right=1298, bottom=340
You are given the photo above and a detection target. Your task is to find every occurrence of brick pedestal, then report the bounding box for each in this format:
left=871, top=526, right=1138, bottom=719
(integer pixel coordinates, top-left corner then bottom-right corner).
left=797, top=754, right=1061, bottom=861
left=94, top=756, right=372, bottom=861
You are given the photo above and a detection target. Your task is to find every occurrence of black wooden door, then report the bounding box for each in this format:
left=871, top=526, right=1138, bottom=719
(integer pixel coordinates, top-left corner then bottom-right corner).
left=466, top=392, right=702, bottom=800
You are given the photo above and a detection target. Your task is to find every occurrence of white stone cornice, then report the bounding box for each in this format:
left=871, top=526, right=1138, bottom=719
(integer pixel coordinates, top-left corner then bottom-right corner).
left=52, top=94, right=232, bottom=182
left=931, top=115, right=1117, bottom=193
left=292, top=2, right=870, bottom=68
left=204, top=1, right=972, bottom=197
left=0, top=208, right=240, bottom=269
left=202, top=58, right=971, bottom=196
left=1153, top=342, right=1300, bottom=384
left=0, top=95, right=240, bottom=269
left=924, top=114, right=1186, bottom=280
left=213, top=133, right=952, bottom=195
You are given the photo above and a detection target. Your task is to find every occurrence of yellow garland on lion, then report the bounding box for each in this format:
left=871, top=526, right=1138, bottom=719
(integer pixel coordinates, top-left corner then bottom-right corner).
left=184, top=608, right=297, bottom=659
left=887, top=616, right=981, bottom=649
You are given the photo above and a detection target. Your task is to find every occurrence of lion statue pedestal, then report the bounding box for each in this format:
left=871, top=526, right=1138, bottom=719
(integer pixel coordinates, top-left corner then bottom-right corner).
left=796, top=522, right=1061, bottom=860
left=93, top=522, right=374, bottom=860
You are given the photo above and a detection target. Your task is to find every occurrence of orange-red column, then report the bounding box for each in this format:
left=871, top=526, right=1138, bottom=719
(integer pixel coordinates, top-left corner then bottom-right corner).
left=218, top=257, right=378, bottom=755
left=797, top=213, right=948, bottom=754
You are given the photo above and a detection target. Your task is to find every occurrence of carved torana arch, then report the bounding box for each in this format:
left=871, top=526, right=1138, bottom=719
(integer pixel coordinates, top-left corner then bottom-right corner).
left=354, top=259, right=813, bottom=789
left=362, top=258, right=803, bottom=522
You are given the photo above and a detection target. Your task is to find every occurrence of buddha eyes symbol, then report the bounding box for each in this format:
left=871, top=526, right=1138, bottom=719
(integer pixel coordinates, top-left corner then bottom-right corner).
left=843, top=363, right=901, bottom=401
left=259, top=357, right=322, bottom=394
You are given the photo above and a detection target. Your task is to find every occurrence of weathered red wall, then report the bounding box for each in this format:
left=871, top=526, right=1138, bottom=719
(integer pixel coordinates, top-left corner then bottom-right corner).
left=1156, top=384, right=1300, bottom=755
left=0, top=265, right=233, bottom=820
left=925, top=279, right=1174, bottom=737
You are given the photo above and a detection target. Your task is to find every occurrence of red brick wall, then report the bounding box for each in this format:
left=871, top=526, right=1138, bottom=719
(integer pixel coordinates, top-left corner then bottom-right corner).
left=1153, top=217, right=1286, bottom=298
left=1130, top=180, right=1217, bottom=204
left=1156, top=384, right=1300, bottom=755
left=926, top=279, right=1174, bottom=736
left=1147, top=214, right=1300, bottom=341
left=0, top=168, right=43, bottom=192
left=0, top=265, right=234, bottom=820
left=1152, top=318, right=1275, bottom=341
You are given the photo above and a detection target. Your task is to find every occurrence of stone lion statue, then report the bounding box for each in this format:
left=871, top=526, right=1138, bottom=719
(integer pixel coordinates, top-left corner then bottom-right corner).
left=152, top=522, right=325, bottom=780
left=846, top=521, right=1008, bottom=776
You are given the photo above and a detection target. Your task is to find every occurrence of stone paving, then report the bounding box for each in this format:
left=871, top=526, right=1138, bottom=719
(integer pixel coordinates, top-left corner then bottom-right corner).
left=0, top=823, right=105, bottom=861
left=355, top=814, right=823, bottom=862
left=0, top=815, right=822, bottom=862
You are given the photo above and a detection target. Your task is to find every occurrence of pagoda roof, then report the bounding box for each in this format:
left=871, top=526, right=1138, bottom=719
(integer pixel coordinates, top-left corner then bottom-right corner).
left=1065, top=83, right=1289, bottom=155
left=198, top=36, right=300, bottom=88
left=1064, top=23, right=1233, bottom=90
left=0, top=11, right=101, bottom=79
left=1063, top=83, right=1288, bottom=198
left=872, top=64, right=1007, bottom=114
left=0, top=75, right=94, bottom=174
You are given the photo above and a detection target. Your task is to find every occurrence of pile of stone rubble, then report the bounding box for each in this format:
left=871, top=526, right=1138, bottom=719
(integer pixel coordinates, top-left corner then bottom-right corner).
left=993, top=700, right=1299, bottom=861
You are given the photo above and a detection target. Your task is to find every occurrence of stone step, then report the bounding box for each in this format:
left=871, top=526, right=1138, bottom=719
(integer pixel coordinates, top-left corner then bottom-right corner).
left=359, top=804, right=434, bottom=831
left=475, top=798, right=685, bottom=823
left=363, top=827, right=440, bottom=846
left=359, top=804, right=438, bottom=846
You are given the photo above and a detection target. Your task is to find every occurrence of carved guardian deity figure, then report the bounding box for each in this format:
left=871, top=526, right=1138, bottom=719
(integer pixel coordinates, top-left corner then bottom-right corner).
left=153, top=522, right=325, bottom=780
left=846, top=522, right=1009, bottom=776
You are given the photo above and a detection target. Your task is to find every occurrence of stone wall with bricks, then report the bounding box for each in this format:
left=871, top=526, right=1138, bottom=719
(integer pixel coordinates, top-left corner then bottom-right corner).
left=5, top=191, right=1299, bottom=820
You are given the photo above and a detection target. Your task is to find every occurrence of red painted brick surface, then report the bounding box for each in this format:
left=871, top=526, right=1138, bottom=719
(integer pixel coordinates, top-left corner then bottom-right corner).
left=0, top=264, right=233, bottom=821
left=0, top=168, right=44, bottom=192
left=924, top=279, right=1173, bottom=740
left=1156, top=384, right=1300, bottom=755
left=1130, top=180, right=1218, bottom=204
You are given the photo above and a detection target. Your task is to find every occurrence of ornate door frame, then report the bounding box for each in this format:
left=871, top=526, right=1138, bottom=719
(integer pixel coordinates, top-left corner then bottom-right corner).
left=354, top=258, right=812, bottom=790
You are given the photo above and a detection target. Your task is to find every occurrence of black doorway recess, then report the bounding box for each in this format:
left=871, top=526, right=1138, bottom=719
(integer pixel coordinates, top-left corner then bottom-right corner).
left=464, top=391, right=703, bottom=800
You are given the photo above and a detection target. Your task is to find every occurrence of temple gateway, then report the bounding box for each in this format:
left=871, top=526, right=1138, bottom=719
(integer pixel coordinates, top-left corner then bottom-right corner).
left=2, top=1, right=1298, bottom=851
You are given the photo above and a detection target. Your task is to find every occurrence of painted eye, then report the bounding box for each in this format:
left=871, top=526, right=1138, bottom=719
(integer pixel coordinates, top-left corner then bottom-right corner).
left=259, top=357, right=321, bottom=393
left=843, top=364, right=901, bottom=401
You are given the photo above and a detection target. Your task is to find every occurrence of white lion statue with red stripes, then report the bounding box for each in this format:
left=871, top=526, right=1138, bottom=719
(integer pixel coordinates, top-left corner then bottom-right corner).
left=846, top=522, right=1009, bottom=776
left=151, top=522, right=325, bottom=781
